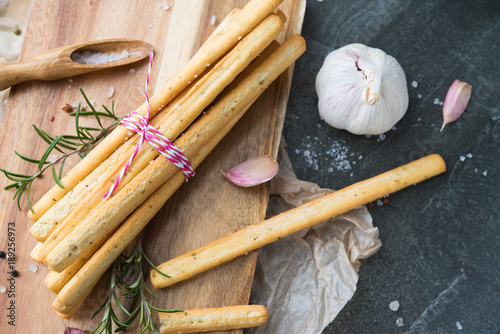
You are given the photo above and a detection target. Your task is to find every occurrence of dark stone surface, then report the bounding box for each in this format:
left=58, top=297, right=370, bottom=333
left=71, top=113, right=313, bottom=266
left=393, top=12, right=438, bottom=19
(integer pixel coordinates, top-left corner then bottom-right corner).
left=282, top=0, right=500, bottom=332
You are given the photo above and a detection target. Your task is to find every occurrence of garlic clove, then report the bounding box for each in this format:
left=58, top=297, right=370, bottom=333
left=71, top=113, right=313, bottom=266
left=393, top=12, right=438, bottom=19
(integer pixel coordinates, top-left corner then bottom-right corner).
left=441, top=80, right=472, bottom=131
left=222, top=155, right=279, bottom=187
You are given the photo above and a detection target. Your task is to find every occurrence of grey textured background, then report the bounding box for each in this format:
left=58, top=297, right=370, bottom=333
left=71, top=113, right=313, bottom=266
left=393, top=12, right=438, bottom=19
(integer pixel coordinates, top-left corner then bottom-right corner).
left=282, top=0, right=500, bottom=333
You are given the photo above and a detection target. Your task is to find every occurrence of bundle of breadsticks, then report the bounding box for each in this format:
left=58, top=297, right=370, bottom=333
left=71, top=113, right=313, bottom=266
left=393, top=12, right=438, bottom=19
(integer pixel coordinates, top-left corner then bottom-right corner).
left=26, top=0, right=306, bottom=325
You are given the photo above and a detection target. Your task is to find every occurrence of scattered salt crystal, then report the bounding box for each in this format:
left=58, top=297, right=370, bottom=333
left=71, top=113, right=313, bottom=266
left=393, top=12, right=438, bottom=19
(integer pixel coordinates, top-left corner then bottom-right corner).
left=71, top=50, right=141, bottom=65
left=70, top=102, right=79, bottom=108
left=238, top=35, right=242, bottom=40
left=328, top=167, right=333, bottom=172
left=350, top=172, right=353, bottom=177
left=459, top=156, right=465, bottom=161
left=176, top=106, right=181, bottom=110
left=379, top=134, right=386, bottom=141
left=161, top=2, right=169, bottom=10
left=148, top=23, right=153, bottom=28
left=365, top=134, right=372, bottom=138
left=456, top=321, right=463, bottom=330
left=67, top=84, right=72, bottom=89
left=412, top=80, right=418, bottom=88
left=417, top=93, right=422, bottom=99
left=295, top=149, right=300, bottom=154
left=194, top=74, right=198, bottom=78
left=395, top=317, right=404, bottom=327
left=359, top=155, right=363, bottom=160
left=139, top=91, right=146, bottom=97
left=129, top=69, right=136, bottom=74
left=210, top=15, right=216, bottom=25
left=0, top=285, right=6, bottom=294
left=127, top=131, right=133, bottom=137
left=89, top=100, right=95, bottom=107
left=106, top=86, right=114, bottom=98
left=149, top=160, right=154, bottom=164
left=466, top=153, right=473, bottom=158
left=68, top=78, right=73, bottom=83
left=49, top=154, right=58, bottom=163
left=377, top=199, right=383, bottom=206
left=317, top=0, right=323, bottom=2
left=129, top=80, right=134, bottom=85
left=29, top=263, right=38, bottom=273
left=433, top=98, right=440, bottom=105
left=417, top=117, right=422, bottom=122
left=475, top=168, right=478, bottom=173
left=206, top=63, right=210, bottom=67
left=389, top=300, right=400, bottom=311
left=483, top=170, right=488, bottom=176
left=391, top=126, right=397, bottom=131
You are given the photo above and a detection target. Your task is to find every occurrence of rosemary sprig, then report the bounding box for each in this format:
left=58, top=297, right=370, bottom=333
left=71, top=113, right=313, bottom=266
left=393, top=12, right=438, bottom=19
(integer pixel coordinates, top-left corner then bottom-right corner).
left=91, top=241, right=181, bottom=334
left=0, top=89, right=120, bottom=212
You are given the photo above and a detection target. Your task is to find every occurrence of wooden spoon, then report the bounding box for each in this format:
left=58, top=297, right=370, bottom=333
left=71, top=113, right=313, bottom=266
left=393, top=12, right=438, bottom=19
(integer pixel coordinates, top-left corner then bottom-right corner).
left=0, top=38, right=153, bottom=91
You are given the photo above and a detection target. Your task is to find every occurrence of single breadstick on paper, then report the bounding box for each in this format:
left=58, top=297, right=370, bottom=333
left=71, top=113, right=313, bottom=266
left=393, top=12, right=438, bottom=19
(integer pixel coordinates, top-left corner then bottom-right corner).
left=36, top=13, right=284, bottom=264
left=159, top=305, right=268, bottom=334
left=151, top=154, right=446, bottom=288
left=52, top=35, right=305, bottom=314
left=28, top=0, right=283, bottom=221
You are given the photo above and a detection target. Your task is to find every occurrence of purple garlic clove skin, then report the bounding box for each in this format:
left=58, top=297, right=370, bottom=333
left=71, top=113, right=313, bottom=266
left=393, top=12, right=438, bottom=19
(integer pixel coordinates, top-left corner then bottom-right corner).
left=441, top=80, right=472, bottom=131
left=222, top=155, right=279, bottom=187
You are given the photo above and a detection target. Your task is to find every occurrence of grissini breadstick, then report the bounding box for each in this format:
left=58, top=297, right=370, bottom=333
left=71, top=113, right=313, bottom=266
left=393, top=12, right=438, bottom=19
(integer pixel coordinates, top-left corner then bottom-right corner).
left=52, top=102, right=252, bottom=315
left=31, top=13, right=284, bottom=258
left=28, top=7, right=261, bottom=243
left=151, top=154, right=446, bottom=288
left=44, top=233, right=109, bottom=293
left=46, top=42, right=281, bottom=300
left=45, top=34, right=305, bottom=274
left=159, top=305, right=268, bottom=334
left=28, top=0, right=283, bottom=221
left=52, top=35, right=306, bottom=314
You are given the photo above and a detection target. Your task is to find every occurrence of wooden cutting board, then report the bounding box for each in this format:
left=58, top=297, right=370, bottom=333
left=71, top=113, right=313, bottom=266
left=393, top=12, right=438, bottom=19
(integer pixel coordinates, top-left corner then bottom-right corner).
left=0, top=0, right=305, bottom=332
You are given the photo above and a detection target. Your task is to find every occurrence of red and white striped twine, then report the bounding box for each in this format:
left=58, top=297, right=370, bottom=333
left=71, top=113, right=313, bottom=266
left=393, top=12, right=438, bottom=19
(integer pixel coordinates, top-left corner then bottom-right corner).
left=103, top=52, right=194, bottom=199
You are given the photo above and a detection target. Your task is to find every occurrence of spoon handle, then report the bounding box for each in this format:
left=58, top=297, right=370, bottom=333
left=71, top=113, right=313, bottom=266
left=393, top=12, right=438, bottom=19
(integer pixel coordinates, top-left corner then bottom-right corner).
left=0, top=61, right=36, bottom=91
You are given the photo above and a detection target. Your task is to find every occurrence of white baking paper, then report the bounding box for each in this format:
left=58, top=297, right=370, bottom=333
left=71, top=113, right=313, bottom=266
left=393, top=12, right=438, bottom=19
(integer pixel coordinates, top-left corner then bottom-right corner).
left=247, top=143, right=381, bottom=334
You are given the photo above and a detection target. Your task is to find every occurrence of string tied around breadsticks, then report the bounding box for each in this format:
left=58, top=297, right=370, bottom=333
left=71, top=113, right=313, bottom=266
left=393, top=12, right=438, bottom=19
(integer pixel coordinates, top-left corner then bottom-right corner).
left=103, top=52, right=194, bottom=199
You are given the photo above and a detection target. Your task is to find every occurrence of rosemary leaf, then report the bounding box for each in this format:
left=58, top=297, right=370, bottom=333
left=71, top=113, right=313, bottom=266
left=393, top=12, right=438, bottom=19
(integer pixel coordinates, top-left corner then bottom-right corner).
left=52, top=165, right=64, bottom=188
left=14, top=151, right=43, bottom=164
left=38, top=136, right=63, bottom=171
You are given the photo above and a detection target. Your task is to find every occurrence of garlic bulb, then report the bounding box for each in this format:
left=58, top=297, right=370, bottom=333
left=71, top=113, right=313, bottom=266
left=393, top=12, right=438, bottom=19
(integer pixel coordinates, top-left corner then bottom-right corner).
left=316, top=43, right=409, bottom=135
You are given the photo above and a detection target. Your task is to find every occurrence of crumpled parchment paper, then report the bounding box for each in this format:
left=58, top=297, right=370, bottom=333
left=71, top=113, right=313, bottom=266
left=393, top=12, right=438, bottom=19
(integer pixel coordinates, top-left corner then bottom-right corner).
left=247, top=142, right=382, bottom=334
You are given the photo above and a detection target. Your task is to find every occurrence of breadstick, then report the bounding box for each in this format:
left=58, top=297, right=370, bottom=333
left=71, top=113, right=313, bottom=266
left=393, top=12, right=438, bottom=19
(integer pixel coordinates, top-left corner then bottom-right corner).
left=28, top=0, right=284, bottom=221
left=32, top=13, right=284, bottom=259
left=151, top=154, right=446, bottom=288
left=52, top=36, right=305, bottom=314
left=39, top=43, right=280, bottom=291
left=159, top=305, right=268, bottom=334
left=45, top=34, right=305, bottom=273
left=52, top=102, right=251, bottom=315
left=30, top=242, right=44, bottom=263
left=28, top=8, right=255, bottom=242
left=44, top=234, right=108, bottom=293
